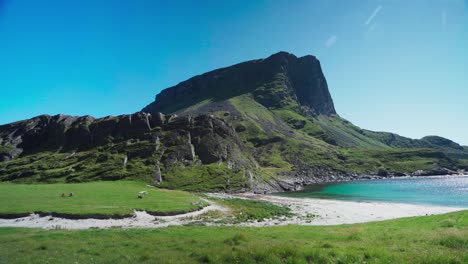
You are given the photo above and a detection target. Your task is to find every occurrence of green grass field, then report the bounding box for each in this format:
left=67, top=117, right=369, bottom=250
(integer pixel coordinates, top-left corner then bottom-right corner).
left=215, top=198, right=292, bottom=222
left=0, top=181, right=206, bottom=216
left=0, top=211, right=466, bottom=263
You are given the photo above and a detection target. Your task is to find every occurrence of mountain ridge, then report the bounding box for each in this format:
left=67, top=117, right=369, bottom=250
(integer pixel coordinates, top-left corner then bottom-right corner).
left=1, top=52, right=467, bottom=192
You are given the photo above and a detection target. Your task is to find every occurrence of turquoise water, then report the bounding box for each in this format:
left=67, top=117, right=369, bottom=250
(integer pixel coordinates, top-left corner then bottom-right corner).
left=277, top=176, right=468, bottom=207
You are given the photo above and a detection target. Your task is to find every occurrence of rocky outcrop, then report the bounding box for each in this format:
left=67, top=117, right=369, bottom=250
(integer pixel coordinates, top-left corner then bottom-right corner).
left=0, top=113, right=255, bottom=190
left=153, top=163, right=162, bottom=184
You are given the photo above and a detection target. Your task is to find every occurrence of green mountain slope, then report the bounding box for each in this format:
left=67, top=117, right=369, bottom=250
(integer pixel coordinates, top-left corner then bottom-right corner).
left=1, top=52, right=466, bottom=192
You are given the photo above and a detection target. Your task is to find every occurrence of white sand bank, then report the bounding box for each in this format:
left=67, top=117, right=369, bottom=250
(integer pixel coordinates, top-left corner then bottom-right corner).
left=0, top=201, right=228, bottom=230
left=0, top=194, right=465, bottom=229
left=231, top=194, right=466, bottom=226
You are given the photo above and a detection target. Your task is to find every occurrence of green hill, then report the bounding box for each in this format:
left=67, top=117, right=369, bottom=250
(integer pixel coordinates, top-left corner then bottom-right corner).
left=1, top=52, right=466, bottom=191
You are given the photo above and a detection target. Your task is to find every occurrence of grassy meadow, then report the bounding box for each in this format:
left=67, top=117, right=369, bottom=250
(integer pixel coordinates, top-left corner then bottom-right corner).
left=0, top=210, right=466, bottom=263
left=0, top=181, right=205, bottom=216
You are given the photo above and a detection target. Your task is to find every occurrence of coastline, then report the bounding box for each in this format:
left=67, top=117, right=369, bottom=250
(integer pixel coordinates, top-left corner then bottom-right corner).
left=230, top=194, right=466, bottom=226
left=0, top=193, right=465, bottom=230
left=267, top=173, right=467, bottom=193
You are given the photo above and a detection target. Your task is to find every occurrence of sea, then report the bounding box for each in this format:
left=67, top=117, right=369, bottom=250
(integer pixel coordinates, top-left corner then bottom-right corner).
left=277, top=175, right=468, bottom=207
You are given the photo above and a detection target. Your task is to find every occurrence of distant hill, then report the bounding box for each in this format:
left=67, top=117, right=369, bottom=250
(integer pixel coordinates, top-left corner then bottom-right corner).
left=1, top=52, right=467, bottom=192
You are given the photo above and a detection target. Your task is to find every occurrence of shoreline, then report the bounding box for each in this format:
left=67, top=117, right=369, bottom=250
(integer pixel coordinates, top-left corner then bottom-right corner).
left=0, top=194, right=465, bottom=230
left=269, top=174, right=468, bottom=208
left=229, top=194, right=466, bottom=226
left=269, top=173, right=467, bottom=193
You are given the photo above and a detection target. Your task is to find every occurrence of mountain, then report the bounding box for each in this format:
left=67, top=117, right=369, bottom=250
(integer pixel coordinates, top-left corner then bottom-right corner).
left=1, top=52, right=467, bottom=192
left=143, top=52, right=336, bottom=116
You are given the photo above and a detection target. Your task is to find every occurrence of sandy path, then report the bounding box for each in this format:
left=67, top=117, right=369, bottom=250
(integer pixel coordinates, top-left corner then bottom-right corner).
left=0, top=195, right=465, bottom=229
left=0, top=199, right=228, bottom=230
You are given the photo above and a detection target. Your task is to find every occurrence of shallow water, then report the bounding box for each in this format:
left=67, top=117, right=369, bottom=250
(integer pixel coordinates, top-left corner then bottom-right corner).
left=277, top=175, right=468, bottom=207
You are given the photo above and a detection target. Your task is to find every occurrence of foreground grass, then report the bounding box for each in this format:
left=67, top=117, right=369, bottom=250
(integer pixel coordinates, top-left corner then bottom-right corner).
left=0, top=211, right=466, bottom=263
left=0, top=181, right=205, bottom=216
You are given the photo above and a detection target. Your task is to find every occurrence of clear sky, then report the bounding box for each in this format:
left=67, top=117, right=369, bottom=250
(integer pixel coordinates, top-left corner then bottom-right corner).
left=0, top=0, right=467, bottom=145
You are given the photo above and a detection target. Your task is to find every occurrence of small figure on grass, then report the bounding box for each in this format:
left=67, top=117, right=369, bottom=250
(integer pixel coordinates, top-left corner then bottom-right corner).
left=137, top=191, right=147, bottom=199
left=69, top=192, right=74, bottom=197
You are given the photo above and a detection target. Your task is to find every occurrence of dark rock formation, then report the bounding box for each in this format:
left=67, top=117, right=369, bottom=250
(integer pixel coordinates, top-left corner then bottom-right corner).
left=142, top=51, right=336, bottom=116
left=0, top=112, right=256, bottom=189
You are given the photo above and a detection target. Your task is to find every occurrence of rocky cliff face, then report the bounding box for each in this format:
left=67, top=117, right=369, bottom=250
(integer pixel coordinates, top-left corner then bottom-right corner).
left=0, top=113, right=257, bottom=190
left=0, top=113, right=155, bottom=161
left=142, top=52, right=336, bottom=116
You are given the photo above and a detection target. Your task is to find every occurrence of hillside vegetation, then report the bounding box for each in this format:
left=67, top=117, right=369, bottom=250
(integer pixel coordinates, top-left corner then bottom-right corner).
left=0, top=52, right=467, bottom=192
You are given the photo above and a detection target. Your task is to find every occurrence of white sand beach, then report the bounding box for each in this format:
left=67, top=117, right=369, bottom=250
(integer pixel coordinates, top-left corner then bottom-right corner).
left=231, top=194, right=466, bottom=226
left=0, top=194, right=465, bottom=230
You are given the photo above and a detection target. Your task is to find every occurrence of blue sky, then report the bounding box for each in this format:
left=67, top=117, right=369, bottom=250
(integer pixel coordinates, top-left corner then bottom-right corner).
left=0, top=0, right=467, bottom=145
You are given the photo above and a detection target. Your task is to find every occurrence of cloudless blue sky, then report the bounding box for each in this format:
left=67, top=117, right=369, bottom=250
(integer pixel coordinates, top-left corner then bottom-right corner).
left=1, top=0, right=467, bottom=144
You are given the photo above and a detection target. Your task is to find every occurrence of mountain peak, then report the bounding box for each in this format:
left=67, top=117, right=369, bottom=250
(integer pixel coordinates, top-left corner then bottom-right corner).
left=142, top=52, right=336, bottom=116
left=266, top=51, right=296, bottom=60
left=266, top=51, right=317, bottom=61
